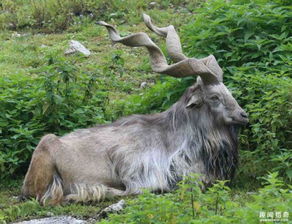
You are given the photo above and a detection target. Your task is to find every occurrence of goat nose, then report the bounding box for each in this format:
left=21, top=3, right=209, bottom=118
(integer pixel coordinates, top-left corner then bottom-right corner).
left=240, top=112, right=248, bottom=118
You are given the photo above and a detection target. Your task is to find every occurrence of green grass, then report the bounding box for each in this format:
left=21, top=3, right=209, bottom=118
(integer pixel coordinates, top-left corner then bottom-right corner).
left=0, top=23, right=153, bottom=89
left=0, top=13, right=188, bottom=100
left=0, top=180, right=123, bottom=223
left=1, top=174, right=291, bottom=223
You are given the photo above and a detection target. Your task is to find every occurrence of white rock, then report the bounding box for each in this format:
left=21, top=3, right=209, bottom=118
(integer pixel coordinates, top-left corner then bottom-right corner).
left=12, top=32, right=21, bottom=38
left=64, top=40, right=91, bottom=57
left=46, top=212, right=54, bottom=216
left=11, top=32, right=28, bottom=38
left=13, top=216, right=87, bottom=224
left=140, top=81, right=147, bottom=88
left=102, top=199, right=125, bottom=213
left=96, top=199, right=125, bottom=218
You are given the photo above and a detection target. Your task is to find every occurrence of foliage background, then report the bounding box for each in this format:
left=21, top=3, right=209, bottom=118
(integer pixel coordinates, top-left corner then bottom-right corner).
left=0, top=0, right=291, bottom=223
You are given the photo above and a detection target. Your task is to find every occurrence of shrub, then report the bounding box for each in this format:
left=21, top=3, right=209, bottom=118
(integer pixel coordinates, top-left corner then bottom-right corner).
left=231, top=71, right=292, bottom=185
left=104, top=76, right=191, bottom=121
left=0, top=56, right=107, bottom=179
left=182, top=0, right=291, bottom=77
left=100, top=173, right=291, bottom=224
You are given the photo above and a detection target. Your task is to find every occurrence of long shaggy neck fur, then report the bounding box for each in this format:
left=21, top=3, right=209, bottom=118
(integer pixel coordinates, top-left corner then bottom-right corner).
left=164, top=86, right=239, bottom=185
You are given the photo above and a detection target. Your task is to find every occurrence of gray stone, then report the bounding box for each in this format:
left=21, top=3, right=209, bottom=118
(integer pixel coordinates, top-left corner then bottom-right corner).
left=14, top=216, right=87, bottom=224
left=140, top=81, right=147, bottom=88
left=96, top=200, right=125, bottom=218
left=102, top=199, right=125, bottom=213
left=64, top=40, right=91, bottom=56
left=149, top=2, right=157, bottom=7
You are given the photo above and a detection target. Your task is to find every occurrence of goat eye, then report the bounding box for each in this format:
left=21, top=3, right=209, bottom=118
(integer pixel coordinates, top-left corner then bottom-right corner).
left=210, top=95, right=220, bottom=101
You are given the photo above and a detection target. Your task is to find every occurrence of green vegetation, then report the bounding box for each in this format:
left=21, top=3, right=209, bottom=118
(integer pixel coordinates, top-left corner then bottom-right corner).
left=1, top=173, right=291, bottom=223
left=0, top=0, right=291, bottom=223
left=0, top=180, right=122, bottom=223
left=101, top=173, right=291, bottom=224
left=0, top=0, right=199, bottom=32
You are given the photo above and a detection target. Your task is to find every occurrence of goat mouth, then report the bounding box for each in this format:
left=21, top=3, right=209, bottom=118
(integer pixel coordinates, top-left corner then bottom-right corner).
left=231, top=118, right=249, bottom=125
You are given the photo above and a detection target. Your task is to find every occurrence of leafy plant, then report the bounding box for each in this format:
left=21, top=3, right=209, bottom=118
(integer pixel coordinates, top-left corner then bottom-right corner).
left=0, top=56, right=108, bottom=179
left=100, top=172, right=291, bottom=224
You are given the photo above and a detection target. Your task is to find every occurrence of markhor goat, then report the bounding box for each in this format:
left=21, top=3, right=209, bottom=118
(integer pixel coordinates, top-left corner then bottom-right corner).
left=21, top=14, right=248, bottom=205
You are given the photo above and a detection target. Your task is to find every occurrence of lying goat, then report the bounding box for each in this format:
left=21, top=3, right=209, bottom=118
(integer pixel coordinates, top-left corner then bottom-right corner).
left=21, top=14, right=248, bottom=205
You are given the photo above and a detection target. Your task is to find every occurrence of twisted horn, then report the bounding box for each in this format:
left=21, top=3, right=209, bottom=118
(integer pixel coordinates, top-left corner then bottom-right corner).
left=143, top=13, right=187, bottom=63
left=97, top=21, right=218, bottom=84
left=143, top=14, right=223, bottom=82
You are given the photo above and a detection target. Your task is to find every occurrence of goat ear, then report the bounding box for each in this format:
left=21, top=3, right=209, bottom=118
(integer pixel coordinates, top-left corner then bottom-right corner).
left=186, top=95, right=202, bottom=108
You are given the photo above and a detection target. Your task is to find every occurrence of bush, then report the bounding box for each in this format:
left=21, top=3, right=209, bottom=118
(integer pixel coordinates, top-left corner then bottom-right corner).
left=100, top=173, right=291, bottom=224
left=182, top=0, right=291, bottom=77
left=231, top=71, right=292, bottom=185
left=0, top=56, right=107, bottom=179
left=105, top=76, right=192, bottom=121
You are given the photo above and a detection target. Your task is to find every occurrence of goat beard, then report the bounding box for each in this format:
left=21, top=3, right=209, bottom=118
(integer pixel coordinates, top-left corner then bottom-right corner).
left=201, top=124, right=240, bottom=183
